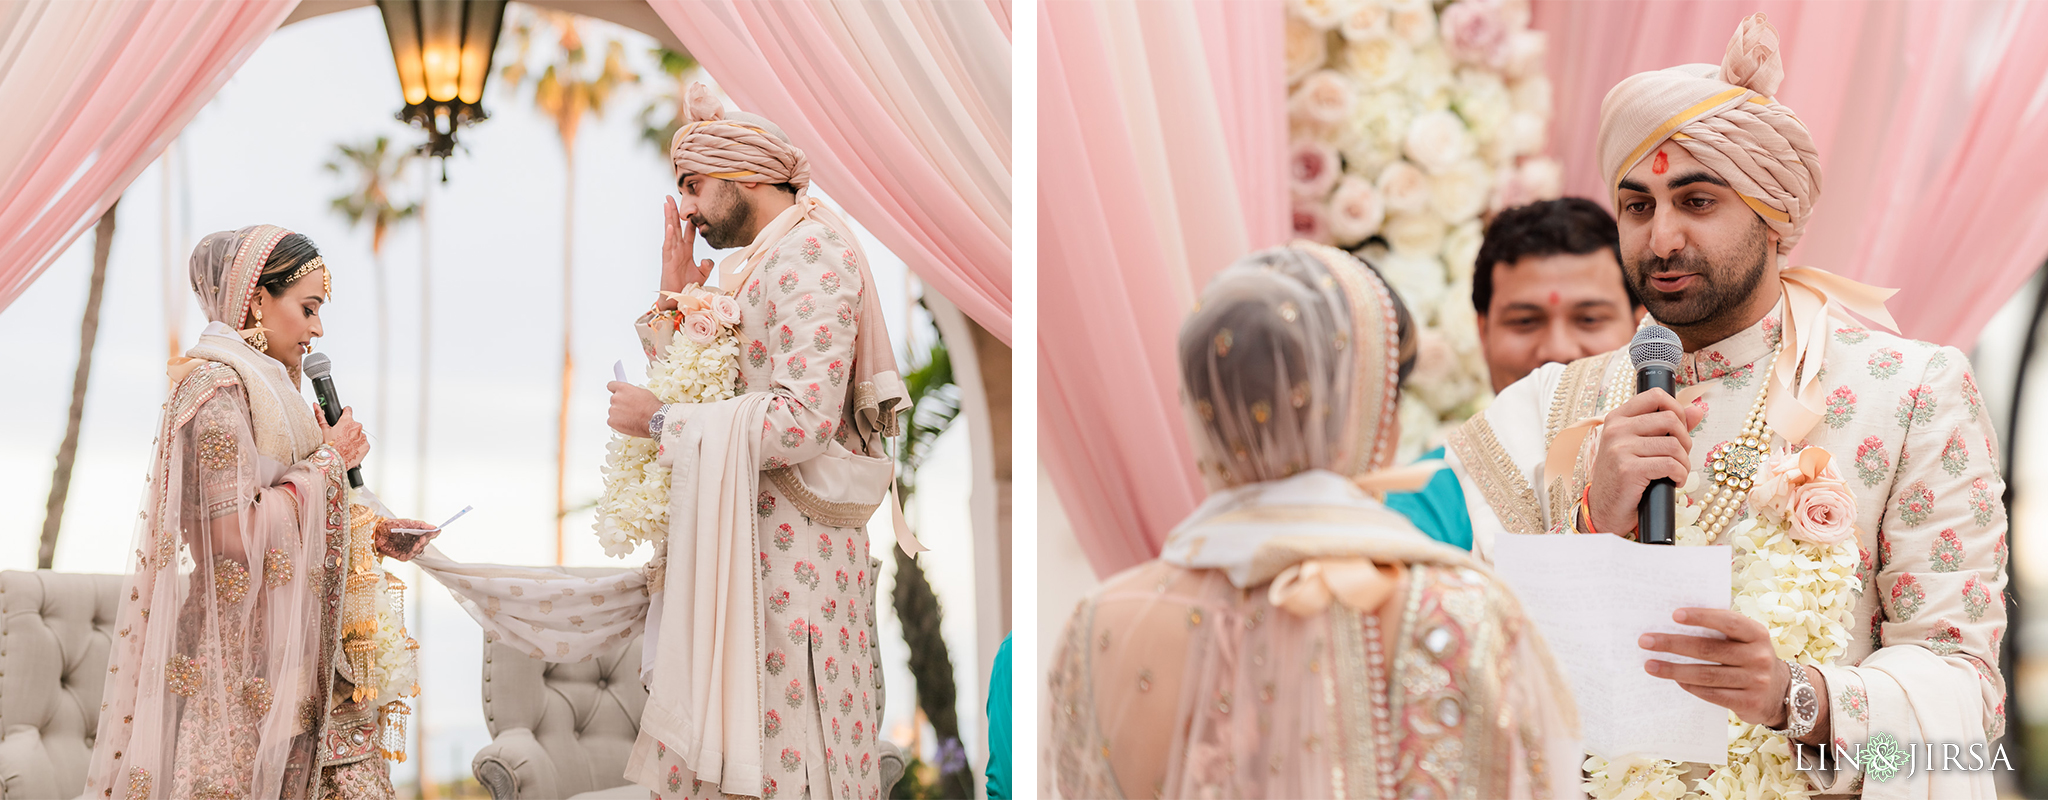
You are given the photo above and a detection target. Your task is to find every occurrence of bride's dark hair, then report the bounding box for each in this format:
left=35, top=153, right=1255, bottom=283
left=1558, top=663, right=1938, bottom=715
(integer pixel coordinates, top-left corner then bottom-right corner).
left=256, top=233, right=322, bottom=295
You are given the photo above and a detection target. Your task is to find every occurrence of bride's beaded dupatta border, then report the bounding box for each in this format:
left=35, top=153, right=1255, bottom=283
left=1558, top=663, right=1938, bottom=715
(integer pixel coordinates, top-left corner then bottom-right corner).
left=1295, top=240, right=1403, bottom=476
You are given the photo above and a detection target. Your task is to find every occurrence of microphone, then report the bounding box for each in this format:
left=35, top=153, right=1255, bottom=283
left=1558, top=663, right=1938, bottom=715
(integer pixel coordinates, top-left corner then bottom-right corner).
left=1630, top=325, right=1684, bottom=545
left=301, top=353, right=364, bottom=488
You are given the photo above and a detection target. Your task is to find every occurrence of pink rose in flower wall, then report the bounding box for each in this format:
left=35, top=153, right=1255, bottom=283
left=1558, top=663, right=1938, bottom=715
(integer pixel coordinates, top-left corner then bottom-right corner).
left=1289, top=139, right=1341, bottom=200
left=1440, top=0, right=1511, bottom=69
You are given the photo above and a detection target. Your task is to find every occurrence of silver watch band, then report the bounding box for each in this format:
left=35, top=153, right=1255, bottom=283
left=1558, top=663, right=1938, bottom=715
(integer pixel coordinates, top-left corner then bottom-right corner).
left=1770, top=659, right=1819, bottom=739
left=648, top=406, right=668, bottom=438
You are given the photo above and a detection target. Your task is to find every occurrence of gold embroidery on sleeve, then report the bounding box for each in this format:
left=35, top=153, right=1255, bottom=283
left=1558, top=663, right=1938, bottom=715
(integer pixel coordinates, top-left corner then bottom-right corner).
left=1448, top=417, right=1543, bottom=536
left=196, top=424, right=238, bottom=471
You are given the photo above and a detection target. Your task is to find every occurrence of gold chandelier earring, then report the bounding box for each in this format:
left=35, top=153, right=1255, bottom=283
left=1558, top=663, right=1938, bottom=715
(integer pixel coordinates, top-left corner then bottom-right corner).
left=243, top=306, right=269, bottom=351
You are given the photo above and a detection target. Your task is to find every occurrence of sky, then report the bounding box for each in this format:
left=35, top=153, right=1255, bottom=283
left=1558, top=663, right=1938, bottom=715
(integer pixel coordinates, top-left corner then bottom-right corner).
left=0, top=6, right=990, bottom=790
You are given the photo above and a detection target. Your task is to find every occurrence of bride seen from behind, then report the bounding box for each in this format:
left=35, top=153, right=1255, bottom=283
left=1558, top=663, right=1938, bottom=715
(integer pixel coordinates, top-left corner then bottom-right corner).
left=1045, top=242, right=1583, bottom=799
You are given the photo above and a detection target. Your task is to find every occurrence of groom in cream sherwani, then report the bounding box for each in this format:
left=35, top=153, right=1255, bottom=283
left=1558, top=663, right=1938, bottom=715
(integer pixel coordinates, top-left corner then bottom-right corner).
left=1445, top=15, right=2007, bottom=798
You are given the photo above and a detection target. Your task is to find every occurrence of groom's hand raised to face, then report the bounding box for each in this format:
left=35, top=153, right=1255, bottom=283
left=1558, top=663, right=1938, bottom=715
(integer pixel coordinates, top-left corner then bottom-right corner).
left=660, top=196, right=716, bottom=311
left=608, top=381, right=664, bottom=438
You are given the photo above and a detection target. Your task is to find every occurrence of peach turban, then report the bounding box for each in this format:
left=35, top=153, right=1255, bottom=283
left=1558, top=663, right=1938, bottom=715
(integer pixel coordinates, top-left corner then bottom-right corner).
left=669, top=82, right=812, bottom=192
left=1595, top=13, right=1822, bottom=254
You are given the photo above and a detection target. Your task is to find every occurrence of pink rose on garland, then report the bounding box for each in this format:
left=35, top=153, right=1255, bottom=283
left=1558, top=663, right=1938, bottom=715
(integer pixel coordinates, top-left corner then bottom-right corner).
left=710, top=295, right=743, bottom=326
left=1747, top=449, right=1807, bottom=513
left=1751, top=447, right=1856, bottom=544
left=681, top=312, right=719, bottom=345
left=1791, top=478, right=1858, bottom=544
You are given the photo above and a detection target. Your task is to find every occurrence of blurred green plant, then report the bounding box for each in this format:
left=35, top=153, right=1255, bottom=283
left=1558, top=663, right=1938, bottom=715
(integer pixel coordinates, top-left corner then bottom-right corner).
left=888, top=331, right=975, bottom=799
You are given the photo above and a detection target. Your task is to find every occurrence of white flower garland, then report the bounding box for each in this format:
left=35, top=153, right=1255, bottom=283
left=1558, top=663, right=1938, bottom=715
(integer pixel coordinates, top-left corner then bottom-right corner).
left=1288, top=0, right=1563, bottom=461
left=593, top=322, right=742, bottom=558
left=1584, top=457, right=1860, bottom=800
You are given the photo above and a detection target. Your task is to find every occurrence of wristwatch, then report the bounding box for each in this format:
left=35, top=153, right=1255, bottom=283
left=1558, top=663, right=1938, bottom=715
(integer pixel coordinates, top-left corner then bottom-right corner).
left=647, top=406, right=668, bottom=439
left=1770, top=659, right=1820, bottom=740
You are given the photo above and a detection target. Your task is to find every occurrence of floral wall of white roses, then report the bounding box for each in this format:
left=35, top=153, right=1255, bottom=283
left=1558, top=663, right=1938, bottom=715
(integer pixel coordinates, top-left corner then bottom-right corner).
left=1287, top=0, right=1563, bottom=462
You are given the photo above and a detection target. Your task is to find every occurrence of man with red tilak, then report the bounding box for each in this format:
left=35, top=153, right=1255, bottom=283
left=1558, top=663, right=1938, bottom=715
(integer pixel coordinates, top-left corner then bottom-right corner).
left=1445, top=14, right=2006, bottom=798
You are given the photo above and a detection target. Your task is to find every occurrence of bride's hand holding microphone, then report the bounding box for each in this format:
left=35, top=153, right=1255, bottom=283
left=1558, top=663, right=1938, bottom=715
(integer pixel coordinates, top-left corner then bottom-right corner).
left=316, top=406, right=369, bottom=469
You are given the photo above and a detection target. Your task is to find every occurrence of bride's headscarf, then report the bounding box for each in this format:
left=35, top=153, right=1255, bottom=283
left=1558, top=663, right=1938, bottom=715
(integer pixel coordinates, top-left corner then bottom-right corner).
left=180, top=224, right=325, bottom=462
left=191, top=224, right=291, bottom=330
left=1178, top=241, right=1415, bottom=491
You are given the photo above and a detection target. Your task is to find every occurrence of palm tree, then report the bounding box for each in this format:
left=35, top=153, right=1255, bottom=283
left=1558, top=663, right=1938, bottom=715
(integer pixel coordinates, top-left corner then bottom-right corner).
left=638, top=47, right=700, bottom=157
left=887, top=333, right=976, bottom=800
left=326, top=137, right=419, bottom=482
left=38, top=200, right=118, bottom=568
left=498, top=7, right=637, bottom=563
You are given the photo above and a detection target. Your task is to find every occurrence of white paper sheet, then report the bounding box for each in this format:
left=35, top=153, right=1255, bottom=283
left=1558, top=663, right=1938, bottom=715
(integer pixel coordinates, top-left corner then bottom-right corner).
left=1492, top=533, right=1733, bottom=764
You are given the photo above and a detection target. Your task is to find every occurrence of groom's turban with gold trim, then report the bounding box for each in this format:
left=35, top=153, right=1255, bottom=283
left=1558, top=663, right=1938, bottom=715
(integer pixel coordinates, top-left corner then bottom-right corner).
left=669, top=82, right=812, bottom=193
left=1596, top=13, right=1822, bottom=254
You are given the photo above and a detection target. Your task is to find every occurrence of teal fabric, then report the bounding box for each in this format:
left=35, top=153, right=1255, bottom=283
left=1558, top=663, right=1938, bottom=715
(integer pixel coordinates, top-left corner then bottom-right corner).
left=1383, top=446, right=1473, bottom=551
left=985, top=634, right=1012, bottom=799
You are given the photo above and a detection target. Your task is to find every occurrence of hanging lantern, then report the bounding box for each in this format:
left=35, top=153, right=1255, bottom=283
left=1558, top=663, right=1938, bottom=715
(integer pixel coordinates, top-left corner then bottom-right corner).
left=376, top=0, right=507, bottom=164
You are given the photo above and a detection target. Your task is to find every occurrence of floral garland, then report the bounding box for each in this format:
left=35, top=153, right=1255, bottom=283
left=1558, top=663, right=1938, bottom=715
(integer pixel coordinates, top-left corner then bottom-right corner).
left=1584, top=449, right=1861, bottom=800
left=1286, top=0, right=1563, bottom=461
left=593, top=287, right=744, bottom=558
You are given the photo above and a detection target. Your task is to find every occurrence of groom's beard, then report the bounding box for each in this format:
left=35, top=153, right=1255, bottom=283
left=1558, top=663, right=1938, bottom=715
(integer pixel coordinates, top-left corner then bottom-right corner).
left=696, top=183, right=755, bottom=249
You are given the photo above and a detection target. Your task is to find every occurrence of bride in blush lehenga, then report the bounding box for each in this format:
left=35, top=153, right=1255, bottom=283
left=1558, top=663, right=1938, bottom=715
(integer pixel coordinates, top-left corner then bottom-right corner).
left=86, top=225, right=439, bottom=800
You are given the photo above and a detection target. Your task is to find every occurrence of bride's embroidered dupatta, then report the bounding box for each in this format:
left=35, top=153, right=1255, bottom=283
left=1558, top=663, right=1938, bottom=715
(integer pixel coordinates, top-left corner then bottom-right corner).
left=86, top=226, right=360, bottom=800
left=1045, top=243, right=1583, bottom=800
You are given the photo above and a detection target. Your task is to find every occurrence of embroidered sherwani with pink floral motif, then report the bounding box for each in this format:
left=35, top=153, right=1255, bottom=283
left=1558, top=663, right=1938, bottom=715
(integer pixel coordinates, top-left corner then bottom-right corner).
left=629, top=217, right=883, bottom=800
left=1446, top=311, right=2008, bottom=797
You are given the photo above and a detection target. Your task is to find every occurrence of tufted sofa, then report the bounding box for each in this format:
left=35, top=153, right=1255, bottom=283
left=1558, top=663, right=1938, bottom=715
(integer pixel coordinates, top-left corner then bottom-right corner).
left=0, top=571, right=122, bottom=800
left=473, top=564, right=906, bottom=799
left=471, top=631, right=650, bottom=800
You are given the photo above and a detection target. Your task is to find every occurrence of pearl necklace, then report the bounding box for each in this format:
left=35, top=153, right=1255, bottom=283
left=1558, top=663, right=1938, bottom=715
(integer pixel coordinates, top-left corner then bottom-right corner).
left=1694, top=345, right=1784, bottom=540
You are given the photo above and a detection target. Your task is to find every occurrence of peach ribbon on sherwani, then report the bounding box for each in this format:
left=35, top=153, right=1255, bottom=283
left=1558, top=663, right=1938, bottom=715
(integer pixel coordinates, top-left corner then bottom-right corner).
left=1771, top=266, right=1899, bottom=444
left=1541, top=269, right=1900, bottom=491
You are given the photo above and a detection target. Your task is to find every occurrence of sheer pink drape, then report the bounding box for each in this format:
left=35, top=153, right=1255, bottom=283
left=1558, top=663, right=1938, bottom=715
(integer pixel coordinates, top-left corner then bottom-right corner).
left=1040, top=0, right=1285, bottom=578
left=646, top=0, right=1013, bottom=343
left=0, top=0, right=296, bottom=313
left=1533, top=0, right=2048, bottom=349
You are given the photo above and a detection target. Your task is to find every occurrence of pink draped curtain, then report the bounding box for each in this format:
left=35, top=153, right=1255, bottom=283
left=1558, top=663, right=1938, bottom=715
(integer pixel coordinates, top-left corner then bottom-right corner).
left=1040, top=0, right=1285, bottom=578
left=1533, top=0, right=2048, bottom=349
left=646, top=0, right=1013, bottom=343
left=0, top=0, right=297, bottom=313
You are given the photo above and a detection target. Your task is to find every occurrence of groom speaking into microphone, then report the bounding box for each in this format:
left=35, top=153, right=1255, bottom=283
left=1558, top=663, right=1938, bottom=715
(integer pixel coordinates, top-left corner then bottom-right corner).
left=1442, top=13, right=2008, bottom=797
